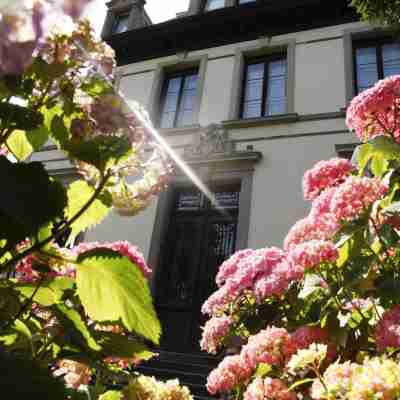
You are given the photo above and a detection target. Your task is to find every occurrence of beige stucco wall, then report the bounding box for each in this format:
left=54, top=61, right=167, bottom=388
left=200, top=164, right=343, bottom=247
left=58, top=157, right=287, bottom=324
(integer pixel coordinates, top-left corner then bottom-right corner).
left=36, top=19, right=372, bottom=262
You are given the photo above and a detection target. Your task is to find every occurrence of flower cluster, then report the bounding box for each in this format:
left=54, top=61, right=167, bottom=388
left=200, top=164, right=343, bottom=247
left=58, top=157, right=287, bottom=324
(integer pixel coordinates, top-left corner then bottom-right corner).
left=125, top=375, right=193, bottom=400
left=346, top=75, right=400, bottom=143
left=53, top=359, right=91, bottom=390
left=375, top=305, right=400, bottom=352
left=207, top=355, right=253, bottom=395
left=200, top=315, right=232, bottom=354
left=287, top=343, right=327, bottom=374
left=330, top=176, right=388, bottom=222
left=287, top=240, right=338, bottom=271
left=244, top=378, right=296, bottom=400
left=311, top=358, right=400, bottom=400
left=303, top=158, right=355, bottom=200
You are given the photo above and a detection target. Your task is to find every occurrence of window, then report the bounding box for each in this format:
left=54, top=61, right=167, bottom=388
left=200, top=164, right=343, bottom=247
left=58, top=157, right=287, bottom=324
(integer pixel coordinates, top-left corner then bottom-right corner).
left=159, top=70, right=199, bottom=129
left=204, top=0, right=225, bottom=11
left=112, top=14, right=130, bottom=34
left=241, top=55, right=287, bottom=119
left=354, top=39, right=400, bottom=93
left=237, top=0, right=256, bottom=4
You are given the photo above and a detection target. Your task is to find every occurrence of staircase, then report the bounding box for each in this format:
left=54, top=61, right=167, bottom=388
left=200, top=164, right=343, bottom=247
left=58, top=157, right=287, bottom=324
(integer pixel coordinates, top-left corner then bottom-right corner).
left=137, top=351, right=220, bottom=400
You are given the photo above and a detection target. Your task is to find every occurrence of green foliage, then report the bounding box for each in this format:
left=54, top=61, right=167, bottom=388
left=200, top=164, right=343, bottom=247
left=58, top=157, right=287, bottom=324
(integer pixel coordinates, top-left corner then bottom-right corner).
left=0, top=157, right=67, bottom=245
left=76, top=249, right=161, bottom=344
left=66, top=180, right=112, bottom=239
left=99, top=391, right=124, bottom=400
left=0, top=102, right=43, bottom=131
left=0, top=352, right=67, bottom=399
left=351, top=0, right=400, bottom=30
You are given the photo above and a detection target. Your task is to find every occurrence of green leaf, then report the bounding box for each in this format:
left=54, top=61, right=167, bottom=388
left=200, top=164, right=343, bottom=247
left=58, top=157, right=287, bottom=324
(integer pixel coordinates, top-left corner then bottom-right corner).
left=370, top=154, right=389, bottom=177
left=76, top=250, right=161, bottom=344
left=357, top=143, right=373, bottom=172
left=13, top=319, right=31, bottom=339
left=16, top=277, right=74, bottom=307
left=299, top=274, right=326, bottom=299
left=6, top=130, right=34, bottom=160
left=383, top=200, right=400, bottom=215
left=54, top=304, right=102, bottom=352
left=26, top=125, right=50, bottom=151
left=51, top=115, right=69, bottom=145
left=370, top=136, right=400, bottom=160
left=254, top=363, right=271, bottom=378
left=0, top=157, right=67, bottom=245
left=0, top=102, right=43, bottom=131
left=99, top=391, right=123, bottom=400
left=66, top=180, right=111, bottom=239
left=95, top=331, right=155, bottom=361
left=288, top=378, right=315, bottom=391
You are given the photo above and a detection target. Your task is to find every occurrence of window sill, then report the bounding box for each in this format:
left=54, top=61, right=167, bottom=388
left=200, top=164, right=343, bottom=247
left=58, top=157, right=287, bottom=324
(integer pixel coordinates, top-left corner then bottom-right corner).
left=158, top=124, right=201, bottom=136
left=222, top=113, right=299, bottom=128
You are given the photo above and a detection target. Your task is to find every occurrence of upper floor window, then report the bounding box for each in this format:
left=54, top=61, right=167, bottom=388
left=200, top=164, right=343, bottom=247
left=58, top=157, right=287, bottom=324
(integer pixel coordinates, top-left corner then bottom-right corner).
left=204, top=0, right=225, bottom=11
left=159, top=70, right=199, bottom=129
left=112, top=14, right=130, bottom=34
left=237, top=0, right=256, bottom=4
left=241, top=55, right=287, bottom=119
left=354, top=39, right=400, bottom=93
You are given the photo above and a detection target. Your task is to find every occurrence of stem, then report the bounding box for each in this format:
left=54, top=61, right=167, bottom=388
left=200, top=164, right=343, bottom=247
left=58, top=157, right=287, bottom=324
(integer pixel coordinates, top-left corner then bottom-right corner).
left=1, top=171, right=111, bottom=274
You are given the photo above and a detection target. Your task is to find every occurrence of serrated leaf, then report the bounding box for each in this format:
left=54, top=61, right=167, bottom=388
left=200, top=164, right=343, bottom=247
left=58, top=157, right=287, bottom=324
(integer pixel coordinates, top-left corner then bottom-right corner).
left=16, top=277, right=74, bottom=307
left=99, top=391, right=123, bottom=400
left=370, top=154, right=389, bottom=177
left=54, top=304, right=102, bottom=352
left=95, top=331, right=155, bottom=361
left=66, top=180, right=111, bottom=239
left=0, top=157, right=67, bottom=245
left=6, top=130, right=33, bottom=160
left=76, top=251, right=161, bottom=344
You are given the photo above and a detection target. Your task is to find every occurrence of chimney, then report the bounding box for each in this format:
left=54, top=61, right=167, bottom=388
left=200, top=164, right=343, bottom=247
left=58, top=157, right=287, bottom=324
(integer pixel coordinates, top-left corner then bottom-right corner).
left=102, top=0, right=152, bottom=38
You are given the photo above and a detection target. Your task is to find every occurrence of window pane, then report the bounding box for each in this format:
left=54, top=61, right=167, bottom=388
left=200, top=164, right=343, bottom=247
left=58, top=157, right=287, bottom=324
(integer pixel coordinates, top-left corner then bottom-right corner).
left=176, top=74, right=198, bottom=127
left=243, top=100, right=262, bottom=119
left=356, top=47, right=378, bottom=92
left=160, top=77, right=182, bottom=129
left=239, top=0, right=256, bottom=3
left=383, top=43, right=400, bottom=77
left=113, top=15, right=129, bottom=34
left=205, top=0, right=224, bottom=10
left=266, top=59, right=287, bottom=115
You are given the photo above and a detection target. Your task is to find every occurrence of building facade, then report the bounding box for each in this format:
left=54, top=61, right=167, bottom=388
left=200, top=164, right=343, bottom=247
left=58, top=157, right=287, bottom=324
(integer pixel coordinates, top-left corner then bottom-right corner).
left=33, top=0, right=400, bottom=375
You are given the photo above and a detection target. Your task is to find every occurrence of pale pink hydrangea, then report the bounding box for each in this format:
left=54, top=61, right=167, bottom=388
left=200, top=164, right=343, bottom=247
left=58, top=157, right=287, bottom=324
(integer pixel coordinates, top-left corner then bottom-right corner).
left=200, top=315, right=232, bottom=354
left=310, top=187, right=337, bottom=219
left=216, top=249, right=255, bottom=287
left=284, top=215, right=340, bottom=251
left=330, top=176, right=388, bottom=222
left=346, top=75, right=400, bottom=143
left=303, top=158, right=355, bottom=201
left=311, top=361, right=355, bottom=400
left=241, top=326, right=297, bottom=369
left=75, top=240, right=152, bottom=278
left=375, top=305, right=400, bottom=352
left=244, top=378, right=296, bottom=400
left=206, top=355, right=253, bottom=395
left=201, top=285, right=236, bottom=316
left=287, top=240, right=338, bottom=271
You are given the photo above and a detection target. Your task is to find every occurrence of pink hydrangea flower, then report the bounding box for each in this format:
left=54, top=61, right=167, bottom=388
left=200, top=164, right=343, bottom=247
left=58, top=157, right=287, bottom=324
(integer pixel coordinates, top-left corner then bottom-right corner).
left=375, top=305, right=400, bottom=352
left=303, top=158, right=355, bottom=201
left=244, top=378, right=296, bottom=400
left=241, top=326, right=297, bottom=369
left=346, top=76, right=400, bottom=143
left=206, top=355, right=253, bottom=395
left=54, top=359, right=91, bottom=389
left=330, top=176, right=388, bottom=222
left=200, top=315, right=232, bottom=354
left=310, top=187, right=337, bottom=219
left=75, top=241, right=152, bottom=278
left=287, top=240, right=338, bottom=271
left=216, top=249, right=255, bottom=287
left=201, top=285, right=236, bottom=316
left=284, top=215, right=340, bottom=251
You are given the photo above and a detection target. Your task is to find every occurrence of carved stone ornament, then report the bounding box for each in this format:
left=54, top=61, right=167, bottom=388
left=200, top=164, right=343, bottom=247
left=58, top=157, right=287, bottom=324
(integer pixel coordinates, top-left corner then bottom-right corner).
left=184, top=124, right=235, bottom=159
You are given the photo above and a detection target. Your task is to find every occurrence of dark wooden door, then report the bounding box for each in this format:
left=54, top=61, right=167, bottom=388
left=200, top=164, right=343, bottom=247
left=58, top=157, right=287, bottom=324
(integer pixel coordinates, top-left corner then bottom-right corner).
left=155, top=185, right=240, bottom=353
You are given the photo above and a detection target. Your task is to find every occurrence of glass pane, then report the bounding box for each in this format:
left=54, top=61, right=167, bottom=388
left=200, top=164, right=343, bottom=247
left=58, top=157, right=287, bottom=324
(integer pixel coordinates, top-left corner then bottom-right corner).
left=112, top=15, right=129, bottom=34
left=166, top=77, right=182, bottom=94
left=383, top=43, right=400, bottom=77
left=160, top=77, right=182, bottom=128
left=214, top=191, right=240, bottom=209
left=244, top=80, right=263, bottom=101
left=163, top=92, right=180, bottom=112
left=247, top=63, right=264, bottom=80
left=239, top=0, right=256, bottom=3
left=205, top=0, right=225, bottom=10
left=266, top=59, right=286, bottom=115
left=177, top=191, right=203, bottom=211
left=176, top=74, right=198, bottom=127
left=356, top=47, right=378, bottom=92
left=160, top=112, right=175, bottom=129
left=243, top=100, right=262, bottom=119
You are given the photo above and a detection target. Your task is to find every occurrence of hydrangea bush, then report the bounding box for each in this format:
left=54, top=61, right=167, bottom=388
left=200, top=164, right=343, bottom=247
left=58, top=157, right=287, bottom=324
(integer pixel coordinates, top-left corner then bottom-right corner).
left=201, top=74, right=400, bottom=400
left=0, top=1, right=192, bottom=399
